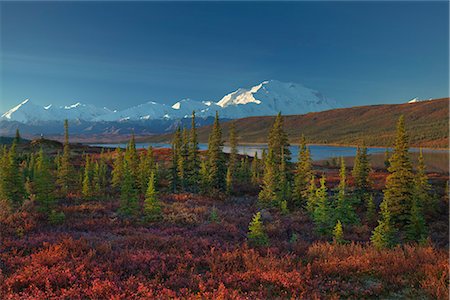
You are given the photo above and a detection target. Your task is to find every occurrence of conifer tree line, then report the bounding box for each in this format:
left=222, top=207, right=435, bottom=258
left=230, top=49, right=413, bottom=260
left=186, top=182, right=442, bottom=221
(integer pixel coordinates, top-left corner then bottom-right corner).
left=0, top=113, right=440, bottom=249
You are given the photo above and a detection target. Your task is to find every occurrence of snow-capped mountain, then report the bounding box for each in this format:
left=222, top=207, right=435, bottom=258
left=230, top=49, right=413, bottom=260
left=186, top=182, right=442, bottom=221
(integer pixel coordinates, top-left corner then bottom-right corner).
left=217, top=80, right=338, bottom=118
left=93, top=101, right=170, bottom=122
left=1, top=99, right=112, bottom=123
left=1, top=80, right=339, bottom=124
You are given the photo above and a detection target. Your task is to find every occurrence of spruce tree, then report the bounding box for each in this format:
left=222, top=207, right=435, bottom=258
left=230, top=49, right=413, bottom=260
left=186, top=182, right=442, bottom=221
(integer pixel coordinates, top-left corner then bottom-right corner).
left=258, top=149, right=278, bottom=206
left=111, top=147, right=124, bottom=190
left=293, top=135, right=312, bottom=208
left=366, top=194, right=377, bottom=224
left=268, top=112, right=291, bottom=167
left=3, top=141, right=26, bottom=209
left=119, top=161, right=139, bottom=216
left=371, top=199, right=397, bottom=249
left=14, top=128, right=21, bottom=144
left=143, top=171, right=161, bottom=221
left=199, top=159, right=209, bottom=194
left=384, top=148, right=390, bottom=169
left=250, top=152, right=260, bottom=185
left=226, top=166, right=233, bottom=195
left=170, top=127, right=182, bottom=192
left=177, top=128, right=189, bottom=191
left=383, top=116, right=414, bottom=226
left=352, top=143, right=371, bottom=201
left=333, top=220, right=345, bottom=244
left=405, top=194, right=427, bottom=243
left=313, top=176, right=331, bottom=235
left=278, top=148, right=291, bottom=204
left=56, top=119, right=73, bottom=196
left=247, top=212, right=269, bottom=246
left=138, top=146, right=155, bottom=194
left=334, top=157, right=358, bottom=224
left=415, top=149, right=434, bottom=214
left=228, top=122, right=238, bottom=184
left=187, top=111, right=200, bottom=191
left=82, top=155, right=94, bottom=199
left=305, top=175, right=317, bottom=214
left=124, top=132, right=139, bottom=181
left=35, top=148, right=55, bottom=214
left=207, top=112, right=226, bottom=192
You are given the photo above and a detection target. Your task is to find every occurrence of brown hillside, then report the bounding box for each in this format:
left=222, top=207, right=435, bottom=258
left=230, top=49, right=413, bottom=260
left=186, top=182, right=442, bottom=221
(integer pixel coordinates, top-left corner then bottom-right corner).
left=143, top=98, right=449, bottom=148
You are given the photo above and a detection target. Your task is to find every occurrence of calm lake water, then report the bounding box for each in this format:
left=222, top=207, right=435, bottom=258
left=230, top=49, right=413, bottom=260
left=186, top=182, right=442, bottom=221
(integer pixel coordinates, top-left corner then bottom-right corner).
left=90, top=142, right=448, bottom=162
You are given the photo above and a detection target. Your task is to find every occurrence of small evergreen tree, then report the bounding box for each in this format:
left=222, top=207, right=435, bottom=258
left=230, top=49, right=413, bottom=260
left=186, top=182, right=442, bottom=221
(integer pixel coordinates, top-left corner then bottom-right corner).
left=199, top=159, right=209, bottom=194
left=352, top=143, right=371, bottom=202
left=226, top=166, right=233, bottom=195
left=415, top=148, right=434, bottom=214
left=207, top=112, right=226, bottom=193
left=293, top=135, right=312, bottom=208
left=124, top=132, right=139, bottom=181
left=35, top=148, right=55, bottom=214
left=384, top=148, right=390, bottom=169
left=305, top=175, right=317, bottom=214
left=383, top=116, right=414, bottom=226
left=371, top=199, right=397, bottom=249
left=333, top=220, right=345, bottom=244
left=313, top=176, right=331, bottom=235
left=170, top=127, right=182, bottom=192
left=187, top=111, right=200, bottom=191
left=2, top=141, right=26, bottom=209
left=405, top=194, right=427, bottom=243
left=119, top=161, right=139, bottom=216
left=143, top=171, right=161, bottom=221
left=82, top=155, right=94, bottom=199
left=258, top=149, right=277, bottom=206
left=111, top=147, right=124, bottom=190
left=334, top=157, right=358, bottom=224
left=250, top=152, right=260, bottom=185
left=247, top=212, right=269, bottom=246
left=14, top=128, right=21, bottom=144
left=56, top=119, right=73, bottom=196
left=366, top=194, right=377, bottom=224
left=177, top=128, right=189, bottom=191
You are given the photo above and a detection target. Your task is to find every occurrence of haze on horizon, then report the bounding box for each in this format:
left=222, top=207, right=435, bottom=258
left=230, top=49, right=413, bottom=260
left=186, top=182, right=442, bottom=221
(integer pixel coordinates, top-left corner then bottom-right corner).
left=1, top=1, right=448, bottom=112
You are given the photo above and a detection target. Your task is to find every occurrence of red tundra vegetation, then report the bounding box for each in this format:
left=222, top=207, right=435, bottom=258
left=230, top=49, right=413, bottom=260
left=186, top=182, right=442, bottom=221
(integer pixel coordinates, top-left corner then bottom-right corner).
left=0, top=190, right=448, bottom=299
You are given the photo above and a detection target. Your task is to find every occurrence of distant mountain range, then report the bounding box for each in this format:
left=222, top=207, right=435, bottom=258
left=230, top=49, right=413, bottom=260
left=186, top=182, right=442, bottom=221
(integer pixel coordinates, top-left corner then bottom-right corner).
left=0, top=80, right=342, bottom=137
left=1, top=80, right=338, bottom=123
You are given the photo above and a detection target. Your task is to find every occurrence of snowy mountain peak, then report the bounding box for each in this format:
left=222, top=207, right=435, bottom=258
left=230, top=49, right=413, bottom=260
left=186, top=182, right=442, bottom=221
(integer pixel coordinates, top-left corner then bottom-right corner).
left=64, top=102, right=82, bottom=109
left=1, top=80, right=340, bottom=123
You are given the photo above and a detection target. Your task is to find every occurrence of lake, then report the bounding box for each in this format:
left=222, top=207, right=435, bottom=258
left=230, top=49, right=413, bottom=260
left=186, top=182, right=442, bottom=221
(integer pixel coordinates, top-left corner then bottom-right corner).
left=89, top=142, right=448, bottom=162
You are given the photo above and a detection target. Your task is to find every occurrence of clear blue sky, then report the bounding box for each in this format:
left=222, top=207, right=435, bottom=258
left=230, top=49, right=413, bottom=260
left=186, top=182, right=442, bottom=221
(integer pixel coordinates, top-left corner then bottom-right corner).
left=1, top=1, right=448, bottom=112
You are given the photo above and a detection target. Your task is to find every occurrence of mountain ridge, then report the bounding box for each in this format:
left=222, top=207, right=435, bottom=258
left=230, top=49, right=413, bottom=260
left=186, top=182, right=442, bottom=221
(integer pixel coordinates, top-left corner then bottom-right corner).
left=1, top=80, right=337, bottom=123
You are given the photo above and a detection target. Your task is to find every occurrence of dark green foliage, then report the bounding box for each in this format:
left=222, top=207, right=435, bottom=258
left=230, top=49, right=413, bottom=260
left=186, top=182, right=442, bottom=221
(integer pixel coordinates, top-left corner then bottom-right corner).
left=207, top=112, right=226, bottom=193
left=2, top=142, right=26, bottom=210
left=35, top=148, right=55, bottom=214
left=251, top=152, right=260, bottom=185
left=305, top=175, right=317, bottom=214
left=293, top=135, right=312, bottom=208
left=405, top=195, right=427, bottom=243
left=187, top=111, right=200, bottom=191
left=258, top=149, right=277, bottom=206
left=333, top=220, right=345, bottom=244
left=111, top=147, right=124, bottom=190
left=352, top=143, right=371, bottom=202
left=82, top=155, right=94, bottom=199
left=119, top=161, right=139, bottom=216
left=177, top=128, right=189, bottom=191
left=371, top=199, right=397, bottom=250
left=143, top=171, right=161, bottom=221
left=209, top=206, right=220, bottom=223
left=247, top=212, right=269, bottom=246
left=334, top=157, right=358, bottom=225
left=383, top=116, right=414, bottom=226
left=366, top=194, right=377, bottom=224
left=48, top=209, right=66, bottom=225
left=56, top=119, right=73, bottom=196
left=384, top=148, right=390, bottom=169
left=124, top=133, right=139, bottom=182
left=170, top=127, right=182, bottom=193
left=313, top=176, right=331, bottom=235
left=415, top=149, right=435, bottom=215
left=267, top=112, right=291, bottom=166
